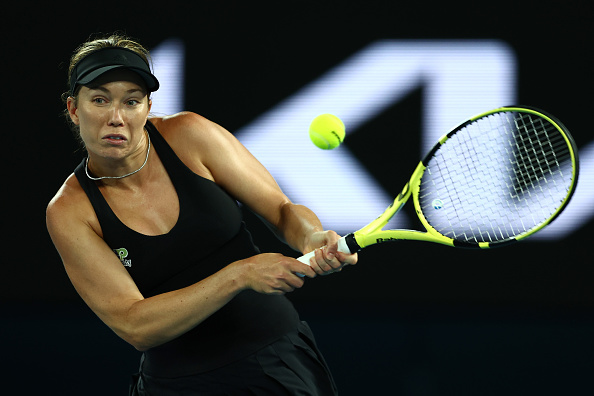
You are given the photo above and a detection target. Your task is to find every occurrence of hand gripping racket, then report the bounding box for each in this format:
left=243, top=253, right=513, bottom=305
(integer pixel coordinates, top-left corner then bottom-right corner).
left=297, top=106, right=579, bottom=266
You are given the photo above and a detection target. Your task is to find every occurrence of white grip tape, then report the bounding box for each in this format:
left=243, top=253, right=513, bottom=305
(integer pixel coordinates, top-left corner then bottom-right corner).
left=297, top=250, right=316, bottom=265
left=295, top=236, right=351, bottom=276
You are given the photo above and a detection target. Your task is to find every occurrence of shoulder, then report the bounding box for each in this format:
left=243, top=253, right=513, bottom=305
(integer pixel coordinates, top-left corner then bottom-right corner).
left=46, top=173, right=85, bottom=219
left=46, top=174, right=100, bottom=239
left=148, top=112, right=241, bottom=178
left=149, top=111, right=224, bottom=142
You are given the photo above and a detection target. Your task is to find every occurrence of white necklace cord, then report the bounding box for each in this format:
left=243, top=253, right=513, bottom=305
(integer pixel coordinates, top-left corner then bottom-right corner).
left=85, top=130, right=151, bottom=181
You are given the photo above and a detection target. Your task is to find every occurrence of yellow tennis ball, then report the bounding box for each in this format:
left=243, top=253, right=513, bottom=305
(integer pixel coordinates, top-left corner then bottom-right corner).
left=309, top=114, right=345, bottom=150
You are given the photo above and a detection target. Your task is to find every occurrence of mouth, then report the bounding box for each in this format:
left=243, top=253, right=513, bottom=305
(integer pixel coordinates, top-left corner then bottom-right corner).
left=103, top=134, right=128, bottom=143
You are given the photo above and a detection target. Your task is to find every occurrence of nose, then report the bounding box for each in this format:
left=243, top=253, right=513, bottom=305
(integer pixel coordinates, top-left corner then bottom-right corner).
left=108, top=104, right=125, bottom=127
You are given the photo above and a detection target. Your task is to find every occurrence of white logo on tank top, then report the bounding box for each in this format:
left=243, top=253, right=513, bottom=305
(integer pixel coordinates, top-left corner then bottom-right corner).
left=114, top=248, right=132, bottom=267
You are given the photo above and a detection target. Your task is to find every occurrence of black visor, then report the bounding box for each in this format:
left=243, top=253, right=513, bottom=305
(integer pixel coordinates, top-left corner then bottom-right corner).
left=69, top=47, right=160, bottom=96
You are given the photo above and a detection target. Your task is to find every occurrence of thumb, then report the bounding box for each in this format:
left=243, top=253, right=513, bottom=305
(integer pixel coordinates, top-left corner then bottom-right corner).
left=324, top=244, right=337, bottom=261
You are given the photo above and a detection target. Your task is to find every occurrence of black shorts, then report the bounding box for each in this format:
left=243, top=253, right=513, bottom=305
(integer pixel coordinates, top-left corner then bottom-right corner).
left=129, top=321, right=338, bottom=396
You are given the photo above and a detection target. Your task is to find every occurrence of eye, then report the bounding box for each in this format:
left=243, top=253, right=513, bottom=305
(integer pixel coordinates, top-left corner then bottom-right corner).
left=93, top=97, right=107, bottom=104
left=126, top=99, right=141, bottom=106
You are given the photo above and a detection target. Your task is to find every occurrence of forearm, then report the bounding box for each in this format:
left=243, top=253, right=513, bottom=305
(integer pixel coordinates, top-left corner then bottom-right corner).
left=113, top=261, right=245, bottom=351
left=277, top=202, right=324, bottom=254
left=274, top=202, right=357, bottom=276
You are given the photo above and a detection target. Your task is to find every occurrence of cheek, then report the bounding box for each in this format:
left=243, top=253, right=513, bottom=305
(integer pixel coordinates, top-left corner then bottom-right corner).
left=77, top=128, right=94, bottom=148
left=75, top=110, right=107, bottom=139
left=78, top=107, right=106, bottom=125
left=131, top=107, right=151, bottom=124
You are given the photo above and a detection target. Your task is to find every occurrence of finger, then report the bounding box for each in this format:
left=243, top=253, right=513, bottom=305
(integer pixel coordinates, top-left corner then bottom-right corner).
left=270, top=273, right=301, bottom=294
left=336, top=251, right=358, bottom=266
left=277, top=265, right=310, bottom=292
left=310, top=248, right=331, bottom=274
left=286, top=274, right=306, bottom=290
left=291, top=259, right=317, bottom=279
left=322, top=246, right=345, bottom=270
left=312, top=247, right=342, bottom=275
left=295, top=262, right=317, bottom=279
left=325, top=237, right=339, bottom=256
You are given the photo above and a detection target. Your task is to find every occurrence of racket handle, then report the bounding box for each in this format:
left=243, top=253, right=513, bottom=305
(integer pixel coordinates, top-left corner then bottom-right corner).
left=295, top=236, right=351, bottom=276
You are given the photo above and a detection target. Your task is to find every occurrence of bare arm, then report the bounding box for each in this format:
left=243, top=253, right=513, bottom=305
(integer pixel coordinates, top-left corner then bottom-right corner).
left=156, top=112, right=358, bottom=272
left=46, top=179, right=316, bottom=351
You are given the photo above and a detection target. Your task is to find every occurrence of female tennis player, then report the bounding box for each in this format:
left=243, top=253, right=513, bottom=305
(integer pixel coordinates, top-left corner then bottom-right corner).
left=46, top=33, right=357, bottom=395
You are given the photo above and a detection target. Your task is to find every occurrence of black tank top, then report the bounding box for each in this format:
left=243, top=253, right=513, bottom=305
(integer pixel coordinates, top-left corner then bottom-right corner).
left=74, top=120, right=300, bottom=377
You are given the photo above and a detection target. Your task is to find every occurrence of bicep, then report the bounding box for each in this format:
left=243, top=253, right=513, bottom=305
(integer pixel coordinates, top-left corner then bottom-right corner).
left=199, top=121, right=292, bottom=227
left=46, top=205, right=143, bottom=329
left=201, top=124, right=327, bottom=253
left=166, top=112, right=307, bottom=242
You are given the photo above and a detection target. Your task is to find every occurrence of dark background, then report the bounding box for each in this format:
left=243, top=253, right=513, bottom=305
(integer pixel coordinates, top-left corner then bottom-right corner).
left=3, top=1, right=593, bottom=394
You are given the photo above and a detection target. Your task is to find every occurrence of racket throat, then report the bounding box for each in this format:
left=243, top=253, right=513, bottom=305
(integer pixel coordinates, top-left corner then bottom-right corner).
left=354, top=229, right=455, bottom=248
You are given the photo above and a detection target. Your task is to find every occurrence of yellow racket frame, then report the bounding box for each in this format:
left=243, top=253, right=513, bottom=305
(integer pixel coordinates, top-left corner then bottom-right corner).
left=350, top=107, right=579, bottom=250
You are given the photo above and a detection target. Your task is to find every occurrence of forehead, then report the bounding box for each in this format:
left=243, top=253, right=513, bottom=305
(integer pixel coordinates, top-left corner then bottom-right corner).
left=84, top=69, right=148, bottom=94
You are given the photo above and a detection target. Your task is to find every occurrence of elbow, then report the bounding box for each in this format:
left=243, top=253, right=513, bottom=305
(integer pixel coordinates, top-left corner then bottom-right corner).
left=122, top=331, right=155, bottom=352
left=133, top=343, right=151, bottom=352
left=113, top=323, right=158, bottom=352
left=112, top=302, right=163, bottom=351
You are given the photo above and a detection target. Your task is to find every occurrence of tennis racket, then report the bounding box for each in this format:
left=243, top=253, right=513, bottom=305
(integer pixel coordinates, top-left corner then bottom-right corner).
left=297, top=106, right=579, bottom=266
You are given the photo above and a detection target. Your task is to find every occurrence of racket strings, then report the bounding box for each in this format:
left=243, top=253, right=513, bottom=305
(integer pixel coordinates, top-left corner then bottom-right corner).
left=508, top=121, right=570, bottom=201
left=511, top=116, right=569, bottom=183
left=419, top=111, right=575, bottom=244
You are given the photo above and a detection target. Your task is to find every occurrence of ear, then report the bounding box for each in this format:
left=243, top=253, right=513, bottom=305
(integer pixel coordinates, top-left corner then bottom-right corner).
left=66, top=97, right=80, bottom=125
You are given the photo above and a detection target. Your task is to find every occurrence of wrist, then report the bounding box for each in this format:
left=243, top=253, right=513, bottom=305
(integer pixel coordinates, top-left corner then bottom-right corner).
left=302, top=229, right=324, bottom=254
left=225, top=258, right=252, bottom=292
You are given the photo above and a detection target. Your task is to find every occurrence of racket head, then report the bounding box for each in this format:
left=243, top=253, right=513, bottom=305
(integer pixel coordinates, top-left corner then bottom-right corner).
left=413, top=106, right=579, bottom=248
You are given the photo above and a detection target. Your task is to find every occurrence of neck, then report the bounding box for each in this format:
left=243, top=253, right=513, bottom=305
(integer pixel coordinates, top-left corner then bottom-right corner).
left=86, top=129, right=151, bottom=182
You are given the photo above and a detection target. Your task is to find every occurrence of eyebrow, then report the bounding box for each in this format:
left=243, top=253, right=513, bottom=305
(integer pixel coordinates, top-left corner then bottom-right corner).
left=88, top=86, right=146, bottom=95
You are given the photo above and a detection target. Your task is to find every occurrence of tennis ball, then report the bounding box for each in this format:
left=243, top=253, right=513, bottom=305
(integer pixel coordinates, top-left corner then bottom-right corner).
left=309, top=114, right=345, bottom=150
